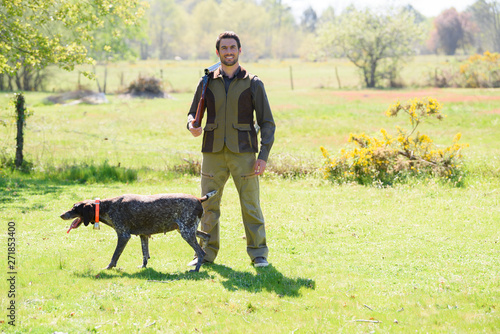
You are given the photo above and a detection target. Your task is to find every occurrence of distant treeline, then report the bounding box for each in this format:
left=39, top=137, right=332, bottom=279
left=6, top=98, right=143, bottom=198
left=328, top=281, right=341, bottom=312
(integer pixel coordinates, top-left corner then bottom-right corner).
left=135, top=0, right=500, bottom=61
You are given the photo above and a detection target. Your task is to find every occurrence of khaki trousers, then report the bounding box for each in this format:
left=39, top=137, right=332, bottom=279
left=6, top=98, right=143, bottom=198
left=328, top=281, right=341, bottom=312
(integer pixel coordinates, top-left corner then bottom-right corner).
left=200, top=146, right=268, bottom=261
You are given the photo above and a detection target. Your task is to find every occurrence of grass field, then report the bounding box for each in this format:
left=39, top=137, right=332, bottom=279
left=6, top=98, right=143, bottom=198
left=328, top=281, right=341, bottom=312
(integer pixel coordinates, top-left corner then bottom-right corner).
left=0, top=59, right=499, bottom=333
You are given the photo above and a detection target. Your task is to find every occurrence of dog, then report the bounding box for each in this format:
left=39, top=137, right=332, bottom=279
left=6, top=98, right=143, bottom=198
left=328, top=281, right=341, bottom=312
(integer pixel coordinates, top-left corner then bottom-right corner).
left=60, top=191, right=216, bottom=272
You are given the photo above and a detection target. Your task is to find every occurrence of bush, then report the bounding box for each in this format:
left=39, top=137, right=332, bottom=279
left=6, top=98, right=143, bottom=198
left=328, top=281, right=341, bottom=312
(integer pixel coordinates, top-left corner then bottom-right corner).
left=53, top=161, right=138, bottom=184
left=266, top=154, right=318, bottom=179
left=429, top=52, right=500, bottom=88
left=321, top=98, right=469, bottom=187
left=459, top=51, right=500, bottom=88
left=123, top=75, right=168, bottom=98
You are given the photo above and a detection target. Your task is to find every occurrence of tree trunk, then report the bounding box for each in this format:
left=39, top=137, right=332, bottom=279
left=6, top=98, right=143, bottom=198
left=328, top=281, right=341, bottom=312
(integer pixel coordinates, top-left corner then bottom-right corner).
left=369, top=60, right=377, bottom=88
left=93, top=65, right=102, bottom=93
left=103, top=64, right=107, bottom=94
left=15, top=93, right=25, bottom=169
left=14, top=72, right=22, bottom=91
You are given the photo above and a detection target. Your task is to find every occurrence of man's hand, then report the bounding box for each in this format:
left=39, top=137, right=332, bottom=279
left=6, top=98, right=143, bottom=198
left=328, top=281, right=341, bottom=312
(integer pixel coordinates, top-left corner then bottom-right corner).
left=189, top=120, right=203, bottom=137
left=254, top=159, right=267, bottom=176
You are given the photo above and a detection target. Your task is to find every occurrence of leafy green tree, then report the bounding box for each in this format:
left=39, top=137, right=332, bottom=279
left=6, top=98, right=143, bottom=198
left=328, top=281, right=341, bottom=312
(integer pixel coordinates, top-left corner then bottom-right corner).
left=261, top=0, right=297, bottom=58
left=301, top=6, right=318, bottom=33
left=0, top=0, right=147, bottom=77
left=403, top=4, right=426, bottom=23
left=218, top=1, right=271, bottom=61
left=185, top=0, right=277, bottom=60
left=190, top=0, right=225, bottom=59
left=146, top=0, right=187, bottom=60
left=318, top=7, right=425, bottom=88
left=319, top=6, right=336, bottom=25
left=467, top=0, right=500, bottom=52
left=0, top=0, right=146, bottom=168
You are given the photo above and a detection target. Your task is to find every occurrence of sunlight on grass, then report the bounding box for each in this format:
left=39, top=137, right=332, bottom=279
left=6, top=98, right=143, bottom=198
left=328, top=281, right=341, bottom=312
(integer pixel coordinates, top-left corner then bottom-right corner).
left=0, top=60, right=499, bottom=332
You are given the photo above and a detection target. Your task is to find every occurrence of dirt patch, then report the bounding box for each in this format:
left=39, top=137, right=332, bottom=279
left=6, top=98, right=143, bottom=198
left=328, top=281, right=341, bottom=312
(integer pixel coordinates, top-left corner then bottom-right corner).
left=45, top=90, right=108, bottom=105
left=329, top=89, right=500, bottom=103
left=274, top=104, right=301, bottom=111
left=483, top=109, right=500, bottom=114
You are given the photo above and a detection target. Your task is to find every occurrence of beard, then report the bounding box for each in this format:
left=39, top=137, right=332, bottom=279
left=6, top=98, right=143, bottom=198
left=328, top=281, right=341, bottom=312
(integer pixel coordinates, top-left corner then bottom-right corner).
left=220, top=53, right=239, bottom=66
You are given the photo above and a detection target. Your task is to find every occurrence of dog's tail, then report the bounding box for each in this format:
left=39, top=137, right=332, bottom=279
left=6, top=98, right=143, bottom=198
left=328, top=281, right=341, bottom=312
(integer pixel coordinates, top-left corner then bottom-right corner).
left=200, top=190, right=217, bottom=202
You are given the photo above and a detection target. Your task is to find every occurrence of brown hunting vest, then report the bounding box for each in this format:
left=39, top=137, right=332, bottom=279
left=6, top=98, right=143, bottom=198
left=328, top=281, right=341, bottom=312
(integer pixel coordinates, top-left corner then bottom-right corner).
left=201, top=67, right=259, bottom=154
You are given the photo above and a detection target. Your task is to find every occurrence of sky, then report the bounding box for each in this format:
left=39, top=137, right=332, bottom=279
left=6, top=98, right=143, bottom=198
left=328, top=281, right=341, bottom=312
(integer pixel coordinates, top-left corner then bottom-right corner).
left=284, top=0, right=478, bottom=18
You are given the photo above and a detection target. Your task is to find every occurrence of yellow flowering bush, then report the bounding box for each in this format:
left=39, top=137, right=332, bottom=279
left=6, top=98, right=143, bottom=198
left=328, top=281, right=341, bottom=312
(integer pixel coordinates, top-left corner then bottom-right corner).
left=321, top=98, right=469, bottom=186
left=459, top=51, right=500, bottom=88
left=429, top=52, right=500, bottom=88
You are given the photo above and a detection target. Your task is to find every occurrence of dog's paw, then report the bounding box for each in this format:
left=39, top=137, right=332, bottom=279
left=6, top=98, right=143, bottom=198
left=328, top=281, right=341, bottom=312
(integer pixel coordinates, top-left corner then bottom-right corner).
left=104, top=264, right=116, bottom=270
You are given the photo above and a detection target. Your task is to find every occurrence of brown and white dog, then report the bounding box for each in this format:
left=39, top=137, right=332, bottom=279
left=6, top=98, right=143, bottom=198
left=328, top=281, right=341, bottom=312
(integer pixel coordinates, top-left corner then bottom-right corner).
left=60, top=191, right=216, bottom=272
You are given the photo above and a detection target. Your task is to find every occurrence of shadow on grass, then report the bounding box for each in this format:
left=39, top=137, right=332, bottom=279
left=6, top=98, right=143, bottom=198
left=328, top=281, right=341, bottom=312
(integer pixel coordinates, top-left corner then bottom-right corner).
left=74, top=267, right=212, bottom=282
left=207, top=263, right=315, bottom=297
left=73, top=264, right=315, bottom=297
left=0, top=177, right=63, bottom=207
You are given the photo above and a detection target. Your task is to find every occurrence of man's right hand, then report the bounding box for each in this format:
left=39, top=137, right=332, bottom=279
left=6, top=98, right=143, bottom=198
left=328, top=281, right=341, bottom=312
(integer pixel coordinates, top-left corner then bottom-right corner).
left=189, top=120, right=203, bottom=137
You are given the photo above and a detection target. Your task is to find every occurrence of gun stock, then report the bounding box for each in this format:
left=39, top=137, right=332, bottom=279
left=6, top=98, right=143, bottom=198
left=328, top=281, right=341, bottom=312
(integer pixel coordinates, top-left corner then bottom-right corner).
left=192, top=61, right=220, bottom=128
left=193, top=93, right=206, bottom=128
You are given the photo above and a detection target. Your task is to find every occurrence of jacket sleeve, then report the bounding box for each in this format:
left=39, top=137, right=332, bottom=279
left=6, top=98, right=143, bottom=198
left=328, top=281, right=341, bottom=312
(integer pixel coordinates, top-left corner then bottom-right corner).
left=187, top=78, right=204, bottom=128
left=251, top=76, right=275, bottom=162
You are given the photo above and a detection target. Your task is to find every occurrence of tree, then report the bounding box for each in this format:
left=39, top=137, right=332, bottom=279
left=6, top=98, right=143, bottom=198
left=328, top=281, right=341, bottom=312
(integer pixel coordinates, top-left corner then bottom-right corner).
left=261, top=0, right=297, bottom=58
left=319, top=6, right=336, bottom=26
left=0, top=0, right=147, bottom=77
left=0, top=0, right=146, bottom=168
left=433, top=8, right=465, bottom=55
left=318, top=7, right=425, bottom=88
left=145, top=0, right=188, bottom=60
left=403, top=5, right=426, bottom=23
left=301, top=6, right=318, bottom=33
left=467, top=0, right=500, bottom=52
left=431, top=8, right=477, bottom=55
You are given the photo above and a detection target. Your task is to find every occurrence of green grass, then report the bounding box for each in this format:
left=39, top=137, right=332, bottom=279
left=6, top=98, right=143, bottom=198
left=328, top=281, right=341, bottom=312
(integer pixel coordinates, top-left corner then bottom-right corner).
left=0, top=59, right=499, bottom=332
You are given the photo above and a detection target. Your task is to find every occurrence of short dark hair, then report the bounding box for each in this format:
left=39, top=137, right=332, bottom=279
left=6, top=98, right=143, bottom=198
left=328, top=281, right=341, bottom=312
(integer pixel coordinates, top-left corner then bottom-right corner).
left=216, top=31, right=241, bottom=51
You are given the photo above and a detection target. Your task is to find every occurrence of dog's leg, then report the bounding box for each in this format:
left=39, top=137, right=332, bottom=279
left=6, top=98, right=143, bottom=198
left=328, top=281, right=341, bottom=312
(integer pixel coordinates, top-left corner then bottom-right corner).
left=105, top=233, right=131, bottom=269
left=196, top=230, right=211, bottom=249
left=179, top=229, right=206, bottom=272
left=191, top=243, right=206, bottom=273
left=139, top=235, right=150, bottom=268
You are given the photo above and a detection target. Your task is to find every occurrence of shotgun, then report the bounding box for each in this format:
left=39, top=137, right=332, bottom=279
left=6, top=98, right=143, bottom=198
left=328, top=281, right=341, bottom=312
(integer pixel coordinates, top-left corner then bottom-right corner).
left=193, top=61, right=221, bottom=128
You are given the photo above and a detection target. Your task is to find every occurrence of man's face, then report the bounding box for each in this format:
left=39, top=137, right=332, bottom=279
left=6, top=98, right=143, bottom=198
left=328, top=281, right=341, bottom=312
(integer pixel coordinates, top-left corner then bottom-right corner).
left=216, top=38, right=241, bottom=67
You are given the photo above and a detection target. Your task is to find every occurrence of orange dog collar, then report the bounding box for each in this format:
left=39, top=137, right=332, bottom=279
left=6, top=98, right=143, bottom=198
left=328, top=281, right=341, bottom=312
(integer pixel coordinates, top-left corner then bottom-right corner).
left=94, top=198, right=100, bottom=230
left=95, top=199, right=100, bottom=222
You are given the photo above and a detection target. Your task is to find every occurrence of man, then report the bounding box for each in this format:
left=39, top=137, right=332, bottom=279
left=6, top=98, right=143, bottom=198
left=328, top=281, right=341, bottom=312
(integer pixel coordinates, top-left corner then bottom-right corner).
left=187, top=31, right=275, bottom=268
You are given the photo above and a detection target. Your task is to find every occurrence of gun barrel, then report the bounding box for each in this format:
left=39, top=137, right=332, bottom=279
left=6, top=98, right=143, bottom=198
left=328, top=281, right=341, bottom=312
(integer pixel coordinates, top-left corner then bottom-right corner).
left=205, top=62, right=221, bottom=75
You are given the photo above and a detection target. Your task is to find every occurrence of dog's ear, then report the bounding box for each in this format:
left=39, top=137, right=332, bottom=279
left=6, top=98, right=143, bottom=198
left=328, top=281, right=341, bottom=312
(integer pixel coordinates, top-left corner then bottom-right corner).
left=81, top=202, right=95, bottom=226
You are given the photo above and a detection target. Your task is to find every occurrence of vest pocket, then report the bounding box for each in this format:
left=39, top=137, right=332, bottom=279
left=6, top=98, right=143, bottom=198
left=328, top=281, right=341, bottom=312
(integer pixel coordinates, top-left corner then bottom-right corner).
left=202, top=123, right=218, bottom=151
left=232, top=123, right=252, bottom=131
left=233, top=123, right=255, bottom=152
left=204, top=123, right=218, bottom=131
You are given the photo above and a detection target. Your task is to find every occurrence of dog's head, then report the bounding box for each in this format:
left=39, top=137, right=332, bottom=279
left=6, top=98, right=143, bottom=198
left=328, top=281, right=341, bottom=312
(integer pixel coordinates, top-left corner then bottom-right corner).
left=60, top=200, right=97, bottom=231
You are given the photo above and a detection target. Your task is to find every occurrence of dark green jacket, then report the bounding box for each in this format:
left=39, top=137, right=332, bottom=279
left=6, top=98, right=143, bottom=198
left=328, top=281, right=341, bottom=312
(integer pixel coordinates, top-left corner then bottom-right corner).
left=188, top=66, right=275, bottom=162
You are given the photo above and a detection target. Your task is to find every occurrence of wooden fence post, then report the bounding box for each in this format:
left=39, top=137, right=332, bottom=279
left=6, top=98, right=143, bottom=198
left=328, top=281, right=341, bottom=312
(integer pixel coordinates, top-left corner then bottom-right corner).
left=15, top=93, right=25, bottom=169
left=335, top=66, right=342, bottom=89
